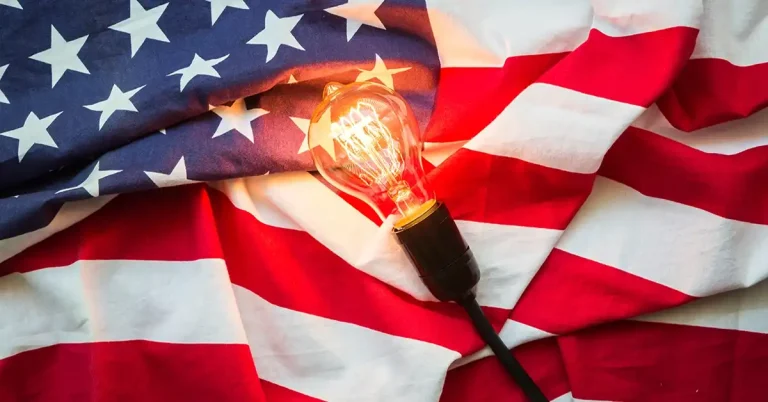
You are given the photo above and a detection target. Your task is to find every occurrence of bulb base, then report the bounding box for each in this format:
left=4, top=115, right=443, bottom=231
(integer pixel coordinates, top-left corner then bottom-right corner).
left=393, top=201, right=480, bottom=302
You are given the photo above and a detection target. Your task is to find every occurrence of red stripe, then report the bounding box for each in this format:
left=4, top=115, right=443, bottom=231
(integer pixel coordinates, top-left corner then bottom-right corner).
left=558, top=320, right=768, bottom=402
left=315, top=148, right=592, bottom=231
left=440, top=337, right=570, bottom=402
left=206, top=187, right=510, bottom=355
left=0, top=342, right=264, bottom=402
left=0, top=184, right=222, bottom=275
left=430, top=149, right=593, bottom=229
left=425, top=53, right=567, bottom=143
left=601, top=126, right=768, bottom=225
left=540, top=27, right=698, bottom=107
left=1, top=182, right=510, bottom=356
left=510, top=248, right=694, bottom=334
left=658, top=58, right=768, bottom=132
left=260, top=381, right=324, bottom=402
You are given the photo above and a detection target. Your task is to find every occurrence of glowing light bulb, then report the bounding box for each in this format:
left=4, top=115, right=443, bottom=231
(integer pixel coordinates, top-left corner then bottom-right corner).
left=307, top=81, right=547, bottom=401
left=308, top=81, right=435, bottom=226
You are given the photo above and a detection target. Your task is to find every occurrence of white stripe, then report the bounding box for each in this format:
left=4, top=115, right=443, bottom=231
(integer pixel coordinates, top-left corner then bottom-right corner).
left=0, top=259, right=247, bottom=360
left=0, top=195, right=115, bottom=264
left=465, top=83, right=644, bottom=174
left=423, top=140, right=466, bottom=167
left=637, top=279, right=768, bottom=335
left=425, top=0, right=700, bottom=68
left=590, top=0, right=700, bottom=37
left=632, top=104, right=768, bottom=154
left=222, top=172, right=563, bottom=309
left=244, top=171, right=436, bottom=301
left=450, top=319, right=552, bottom=369
left=425, top=0, right=590, bottom=67
left=208, top=176, right=302, bottom=231
left=234, top=284, right=459, bottom=402
left=557, top=177, right=768, bottom=297
left=457, top=220, right=561, bottom=308
left=692, top=0, right=768, bottom=65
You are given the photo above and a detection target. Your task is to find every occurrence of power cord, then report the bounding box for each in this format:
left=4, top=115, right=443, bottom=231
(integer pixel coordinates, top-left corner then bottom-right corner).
left=392, top=201, right=548, bottom=401
left=459, top=296, right=548, bottom=402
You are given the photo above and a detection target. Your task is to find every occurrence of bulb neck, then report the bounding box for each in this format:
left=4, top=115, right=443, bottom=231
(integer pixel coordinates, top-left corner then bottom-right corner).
left=393, top=201, right=480, bottom=302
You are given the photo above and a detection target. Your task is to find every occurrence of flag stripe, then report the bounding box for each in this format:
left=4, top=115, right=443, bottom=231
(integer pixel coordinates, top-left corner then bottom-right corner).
left=425, top=53, right=567, bottom=143
left=425, top=0, right=590, bottom=68
left=510, top=248, right=693, bottom=334
left=0, top=258, right=246, bottom=361
left=557, top=177, right=768, bottom=297
left=425, top=0, right=699, bottom=68
left=0, top=186, right=222, bottom=275
left=431, top=148, right=592, bottom=229
left=691, top=0, right=768, bottom=64
left=233, top=285, right=461, bottom=402
left=631, top=104, right=768, bottom=154
left=3, top=183, right=506, bottom=360
left=658, top=59, right=768, bottom=131
left=558, top=320, right=768, bottom=402
left=539, top=27, right=697, bottom=107
left=219, top=172, right=437, bottom=301
left=224, top=171, right=567, bottom=310
left=0, top=342, right=264, bottom=402
left=212, top=174, right=547, bottom=312
left=601, top=126, right=768, bottom=225
left=637, top=278, right=768, bottom=335
left=206, top=185, right=498, bottom=354
left=456, top=220, right=560, bottom=309
left=450, top=319, right=553, bottom=369
left=427, top=24, right=697, bottom=145
left=588, top=0, right=699, bottom=36
left=0, top=196, right=114, bottom=266
left=441, top=337, right=570, bottom=402
left=464, top=83, right=644, bottom=174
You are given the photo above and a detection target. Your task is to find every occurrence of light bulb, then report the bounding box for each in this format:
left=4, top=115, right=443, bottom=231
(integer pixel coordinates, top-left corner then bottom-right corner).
left=308, top=80, right=479, bottom=302
left=308, top=81, right=436, bottom=228
left=307, top=82, right=547, bottom=398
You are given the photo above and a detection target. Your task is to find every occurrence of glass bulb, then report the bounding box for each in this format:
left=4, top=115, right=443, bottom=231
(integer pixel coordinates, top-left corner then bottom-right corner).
left=308, top=81, right=435, bottom=227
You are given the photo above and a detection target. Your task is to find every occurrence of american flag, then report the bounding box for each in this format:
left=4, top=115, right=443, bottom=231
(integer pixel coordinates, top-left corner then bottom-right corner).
left=1, top=0, right=767, bottom=400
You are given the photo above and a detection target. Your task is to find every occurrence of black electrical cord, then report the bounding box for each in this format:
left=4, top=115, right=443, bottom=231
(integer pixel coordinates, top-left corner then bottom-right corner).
left=392, top=201, right=547, bottom=401
left=459, top=295, right=548, bottom=402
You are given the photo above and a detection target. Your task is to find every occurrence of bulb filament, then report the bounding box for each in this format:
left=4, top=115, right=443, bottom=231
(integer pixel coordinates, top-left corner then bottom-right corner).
left=331, top=101, right=413, bottom=207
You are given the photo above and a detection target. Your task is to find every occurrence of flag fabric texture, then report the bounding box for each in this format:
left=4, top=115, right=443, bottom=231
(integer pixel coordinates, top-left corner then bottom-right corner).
left=1, top=0, right=768, bottom=401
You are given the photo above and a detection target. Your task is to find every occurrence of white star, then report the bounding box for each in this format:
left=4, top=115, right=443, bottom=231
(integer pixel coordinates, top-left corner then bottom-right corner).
left=211, top=98, right=269, bottom=142
left=109, top=0, right=170, bottom=57
left=0, top=111, right=62, bottom=162
left=159, top=128, right=166, bottom=134
left=326, top=0, right=386, bottom=41
left=355, top=54, right=411, bottom=90
left=0, top=65, right=8, bottom=104
left=247, top=10, right=304, bottom=63
left=0, top=0, right=22, bottom=9
left=56, top=161, right=121, bottom=198
left=308, top=107, right=336, bottom=160
left=287, top=74, right=298, bottom=84
left=29, top=25, right=90, bottom=88
left=168, top=53, right=229, bottom=91
left=289, top=116, right=310, bottom=153
left=144, top=156, right=196, bottom=187
left=84, top=84, right=145, bottom=130
left=207, top=0, right=248, bottom=25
